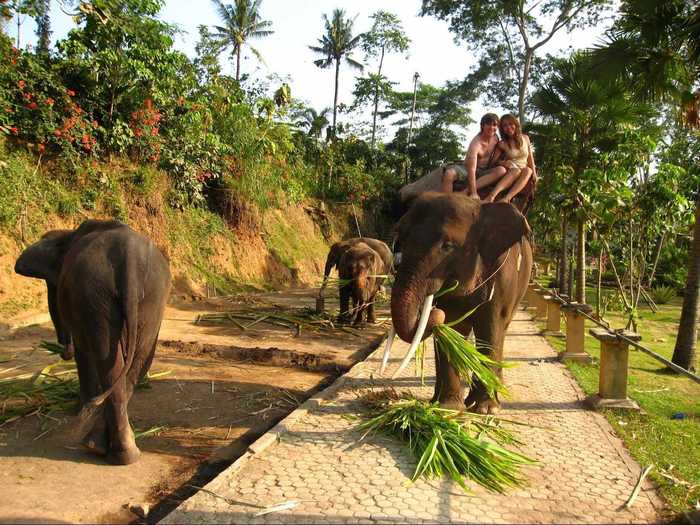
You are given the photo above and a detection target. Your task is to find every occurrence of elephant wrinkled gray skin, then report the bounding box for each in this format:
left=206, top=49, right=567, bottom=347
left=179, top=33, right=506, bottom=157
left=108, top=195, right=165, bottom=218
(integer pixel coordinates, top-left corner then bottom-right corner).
left=14, top=219, right=171, bottom=464
left=391, top=192, right=532, bottom=414
left=318, top=237, right=392, bottom=305
left=338, top=242, right=386, bottom=326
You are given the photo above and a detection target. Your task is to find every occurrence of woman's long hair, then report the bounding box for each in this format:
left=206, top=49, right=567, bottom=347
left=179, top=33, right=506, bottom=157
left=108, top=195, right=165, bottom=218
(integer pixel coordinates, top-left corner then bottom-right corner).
left=499, top=114, right=523, bottom=149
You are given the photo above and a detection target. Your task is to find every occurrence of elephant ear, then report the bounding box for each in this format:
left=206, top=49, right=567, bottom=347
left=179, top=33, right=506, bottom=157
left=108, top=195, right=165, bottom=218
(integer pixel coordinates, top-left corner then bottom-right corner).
left=14, top=230, right=74, bottom=282
left=477, top=202, right=531, bottom=267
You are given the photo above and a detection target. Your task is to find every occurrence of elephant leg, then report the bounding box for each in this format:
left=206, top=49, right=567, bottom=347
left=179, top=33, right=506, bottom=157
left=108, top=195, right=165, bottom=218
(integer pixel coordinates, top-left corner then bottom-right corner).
left=366, top=294, right=376, bottom=324
left=468, top=308, right=507, bottom=414
left=72, top=338, right=108, bottom=456
left=339, top=286, right=351, bottom=324
left=90, top=314, right=140, bottom=465
left=432, top=319, right=471, bottom=409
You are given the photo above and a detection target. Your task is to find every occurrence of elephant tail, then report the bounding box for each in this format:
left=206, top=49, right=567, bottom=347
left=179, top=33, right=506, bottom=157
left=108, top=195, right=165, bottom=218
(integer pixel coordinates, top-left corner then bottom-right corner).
left=73, top=241, right=143, bottom=438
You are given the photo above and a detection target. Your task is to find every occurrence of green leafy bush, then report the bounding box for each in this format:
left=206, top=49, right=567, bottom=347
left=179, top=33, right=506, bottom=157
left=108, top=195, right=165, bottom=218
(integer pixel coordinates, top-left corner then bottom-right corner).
left=651, top=285, right=676, bottom=305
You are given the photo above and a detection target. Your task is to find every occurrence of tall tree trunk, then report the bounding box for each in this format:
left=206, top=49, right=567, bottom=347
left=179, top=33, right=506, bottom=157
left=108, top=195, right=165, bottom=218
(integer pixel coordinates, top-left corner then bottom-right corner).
left=236, top=47, right=241, bottom=81
left=596, top=249, right=603, bottom=318
left=576, top=216, right=586, bottom=303
left=517, top=48, right=533, bottom=124
left=332, top=59, right=340, bottom=136
left=558, top=215, right=568, bottom=295
left=35, top=0, right=51, bottom=53
left=370, top=46, right=385, bottom=150
left=672, top=199, right=700, bottom=372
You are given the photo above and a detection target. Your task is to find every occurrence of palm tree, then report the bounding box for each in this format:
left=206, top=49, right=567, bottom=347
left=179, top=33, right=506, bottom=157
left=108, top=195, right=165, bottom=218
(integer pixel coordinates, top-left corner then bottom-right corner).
left=309, top=9, right=363, bottom=137
left=591, top=0, right=699, bottom=371
left=210, top=0, right=273, bottom=82
left=532, top=54, right=650, bottom=304
left=295, top=107, right=330, bottom=139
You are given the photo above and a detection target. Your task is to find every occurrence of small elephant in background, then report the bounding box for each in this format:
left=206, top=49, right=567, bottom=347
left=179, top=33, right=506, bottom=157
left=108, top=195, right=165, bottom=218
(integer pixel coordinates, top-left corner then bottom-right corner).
left=338, top=242, right=387, bottom=325
left=317, top=237, right=393, bottom=310
left=14, top=219, right=171, bottom=465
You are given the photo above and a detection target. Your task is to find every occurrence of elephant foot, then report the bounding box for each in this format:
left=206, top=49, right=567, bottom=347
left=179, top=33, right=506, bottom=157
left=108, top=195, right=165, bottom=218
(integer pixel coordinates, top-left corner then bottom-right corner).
left=82, top=428, right=109, bottom=456
left=465, top=389, right=501, bottom=415
left=61, top=342, right=75, bottom=361
left=107, top=445, right=141, bottom=465
left=436, top=395, right=466, bottom=411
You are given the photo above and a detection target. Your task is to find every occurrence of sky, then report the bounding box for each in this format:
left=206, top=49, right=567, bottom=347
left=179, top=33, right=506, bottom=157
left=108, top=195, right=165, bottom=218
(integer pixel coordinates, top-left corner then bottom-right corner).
left=7, top=0, right=614, bottom=147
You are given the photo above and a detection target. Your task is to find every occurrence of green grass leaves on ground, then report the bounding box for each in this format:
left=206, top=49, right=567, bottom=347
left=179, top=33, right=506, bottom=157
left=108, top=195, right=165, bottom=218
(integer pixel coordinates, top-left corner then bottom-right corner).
left=358, top=390, right=536, bottom=493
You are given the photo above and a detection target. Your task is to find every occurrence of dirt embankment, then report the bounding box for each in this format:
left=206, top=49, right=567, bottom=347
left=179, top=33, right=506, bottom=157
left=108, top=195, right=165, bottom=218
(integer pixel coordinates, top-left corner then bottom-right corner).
left=0, top=178, right=381, bottom=324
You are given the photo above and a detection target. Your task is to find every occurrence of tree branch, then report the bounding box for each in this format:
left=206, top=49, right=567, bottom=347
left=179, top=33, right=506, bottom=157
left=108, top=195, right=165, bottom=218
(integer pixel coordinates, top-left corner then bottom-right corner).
left=532, top=2, right=587, bottom=51
left=498, top=15, right=522, bottom=85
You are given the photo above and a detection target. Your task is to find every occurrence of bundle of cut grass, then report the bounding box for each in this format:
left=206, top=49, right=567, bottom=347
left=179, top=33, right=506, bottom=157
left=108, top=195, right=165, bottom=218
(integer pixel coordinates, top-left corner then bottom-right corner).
left=0, top=360, right=80, bottom=425
left=358, top=389, right=536, bottom=493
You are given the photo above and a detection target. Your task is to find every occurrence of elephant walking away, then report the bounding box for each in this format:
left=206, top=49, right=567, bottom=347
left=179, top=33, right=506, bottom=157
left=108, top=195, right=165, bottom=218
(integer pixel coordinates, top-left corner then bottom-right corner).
left=338, top=242, right=386, bottom=325
left=389, top=192, right=532, bottom=414
left=15, top=219, right=171, bottom=464
left=317, top=237, right=392, bottom=310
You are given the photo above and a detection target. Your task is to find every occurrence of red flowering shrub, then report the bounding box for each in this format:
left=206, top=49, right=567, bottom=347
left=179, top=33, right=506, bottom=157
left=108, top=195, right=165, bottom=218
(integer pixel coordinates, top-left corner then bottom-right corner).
left=129, top=98, right=164, bottom=162
left=0, top=37, right=98, bottom=158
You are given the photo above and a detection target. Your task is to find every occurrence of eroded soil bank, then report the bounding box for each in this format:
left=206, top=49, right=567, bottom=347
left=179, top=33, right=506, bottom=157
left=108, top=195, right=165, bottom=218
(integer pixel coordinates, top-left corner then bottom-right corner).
left=0, top=289, right=389, bottom=524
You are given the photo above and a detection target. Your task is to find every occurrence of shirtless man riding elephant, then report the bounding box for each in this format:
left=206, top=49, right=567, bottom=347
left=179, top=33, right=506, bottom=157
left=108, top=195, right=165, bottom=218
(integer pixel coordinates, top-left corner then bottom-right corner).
left=441, top=113, right=507, bottom=198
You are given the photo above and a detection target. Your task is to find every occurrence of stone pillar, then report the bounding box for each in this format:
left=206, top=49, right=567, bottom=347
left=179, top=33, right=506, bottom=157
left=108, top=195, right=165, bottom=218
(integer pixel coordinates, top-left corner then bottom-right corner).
left=586, top=329, right=641, bottom=411
left=559, top=303, right=592, bottom=363
left=543, top=261, right=552, bottom=275
left=544, top=296, right=563, bottom=336
left=523, top=283, right=538, bottom=311
left=535, top=289, right=549, bottom=319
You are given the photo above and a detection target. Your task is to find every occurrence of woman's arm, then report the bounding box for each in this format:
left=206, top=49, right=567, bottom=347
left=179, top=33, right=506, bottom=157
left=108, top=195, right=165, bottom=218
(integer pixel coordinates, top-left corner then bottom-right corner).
left=490, top=143, right=507, bottom=168
left=525, top=135, right=537, bottom=181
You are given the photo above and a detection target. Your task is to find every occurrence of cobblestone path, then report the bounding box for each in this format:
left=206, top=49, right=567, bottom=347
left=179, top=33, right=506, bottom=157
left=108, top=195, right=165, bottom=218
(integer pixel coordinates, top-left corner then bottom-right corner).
left=163, top=311, right=665, bottom=524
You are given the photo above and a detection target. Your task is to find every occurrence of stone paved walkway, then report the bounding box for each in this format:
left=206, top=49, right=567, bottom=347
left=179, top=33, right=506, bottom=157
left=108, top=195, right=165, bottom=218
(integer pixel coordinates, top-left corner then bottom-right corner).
left=163, top=311, right=666, bottom=524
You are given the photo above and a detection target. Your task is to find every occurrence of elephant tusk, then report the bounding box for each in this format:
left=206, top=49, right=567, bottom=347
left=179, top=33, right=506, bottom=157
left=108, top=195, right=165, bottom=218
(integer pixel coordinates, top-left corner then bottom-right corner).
left=392, top=294, right=434, bottom=379
left=377, top=326, right=396, bottom=375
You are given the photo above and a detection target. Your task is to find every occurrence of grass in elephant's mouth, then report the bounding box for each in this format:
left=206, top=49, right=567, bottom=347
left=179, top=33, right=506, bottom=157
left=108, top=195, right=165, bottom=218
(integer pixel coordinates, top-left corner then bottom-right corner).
left=432, top=324, right=508, bottom=397
left=356, top=388, right=536, bottom=493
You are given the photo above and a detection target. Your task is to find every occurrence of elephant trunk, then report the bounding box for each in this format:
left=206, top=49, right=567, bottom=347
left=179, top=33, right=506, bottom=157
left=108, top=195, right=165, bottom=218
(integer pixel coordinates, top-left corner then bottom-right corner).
left=391, top=270, right=445, bottom=344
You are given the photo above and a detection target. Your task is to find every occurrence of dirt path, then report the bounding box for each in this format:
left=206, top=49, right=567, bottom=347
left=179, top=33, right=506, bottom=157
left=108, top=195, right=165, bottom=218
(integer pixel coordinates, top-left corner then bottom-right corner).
left=0, top=289, right=388, bottom=524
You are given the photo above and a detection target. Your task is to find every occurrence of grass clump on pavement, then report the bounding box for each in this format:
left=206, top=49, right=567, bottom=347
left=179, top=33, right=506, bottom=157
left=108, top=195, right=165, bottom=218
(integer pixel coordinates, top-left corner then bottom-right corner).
left=358, top=389, right=536, bottom=493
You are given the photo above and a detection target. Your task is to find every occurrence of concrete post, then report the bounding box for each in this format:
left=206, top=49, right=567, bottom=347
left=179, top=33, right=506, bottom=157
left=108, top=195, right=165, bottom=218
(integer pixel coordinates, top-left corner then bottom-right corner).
left=559, top=303, right=592, bottom=363
left=523, top=283, right=538, bottom=311
left=543, top=296, right=563, bottom=336
left=535, top=289, right=549, bottom=319
left=586, top=328, right=641, bottom=411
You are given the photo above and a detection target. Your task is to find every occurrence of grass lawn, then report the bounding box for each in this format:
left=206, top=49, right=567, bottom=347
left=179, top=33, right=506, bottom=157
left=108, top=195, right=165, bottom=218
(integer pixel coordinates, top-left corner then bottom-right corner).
left=531, top=282, right=700, bottom=515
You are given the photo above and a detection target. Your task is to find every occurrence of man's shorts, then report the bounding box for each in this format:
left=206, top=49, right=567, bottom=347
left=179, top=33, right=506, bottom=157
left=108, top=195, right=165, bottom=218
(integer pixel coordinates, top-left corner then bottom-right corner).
left=443, top=164, right=489, bottom=182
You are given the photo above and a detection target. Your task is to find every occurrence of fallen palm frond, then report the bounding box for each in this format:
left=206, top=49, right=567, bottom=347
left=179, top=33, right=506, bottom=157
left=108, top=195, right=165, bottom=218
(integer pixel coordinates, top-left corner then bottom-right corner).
left=197, top=306, right=389, bottom=334
left=134, top=425, right=166, bottom=439
left=39, top=340, right=66, bottom=355
left=0, top=360, right=80, bottom=426
left=357, top=389, right=536, bottom=493
left=433, top=324, right=507, bottom=398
